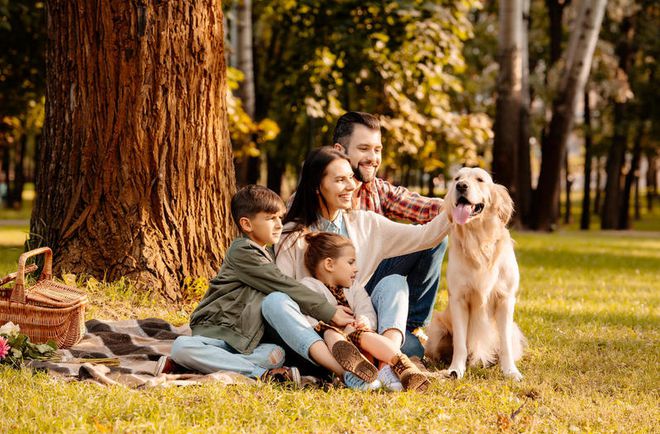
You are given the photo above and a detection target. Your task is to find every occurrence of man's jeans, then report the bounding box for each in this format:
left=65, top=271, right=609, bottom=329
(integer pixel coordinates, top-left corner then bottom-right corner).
left=364, top=237, right=448, bottom=357
left=170, top=335, right=284, bottom=378
left=261, top=275, right=408, bottom=366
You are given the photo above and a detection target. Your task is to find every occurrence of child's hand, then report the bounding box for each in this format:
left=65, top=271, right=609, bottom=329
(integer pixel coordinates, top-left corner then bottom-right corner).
left=343, top=324, right=356, bottom=335
left=331, top=306, right=354, bottom=326
left=353, top=315, right=370, bottom=330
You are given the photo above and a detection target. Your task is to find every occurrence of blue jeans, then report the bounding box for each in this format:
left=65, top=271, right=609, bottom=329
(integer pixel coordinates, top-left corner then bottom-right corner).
left=170, top=335, right=284, bottom=378
left=261, top=292, right=324, bottom=364
left=261, top=277, right=409, bottom=363
left=365, top=237, right=448, bottom=357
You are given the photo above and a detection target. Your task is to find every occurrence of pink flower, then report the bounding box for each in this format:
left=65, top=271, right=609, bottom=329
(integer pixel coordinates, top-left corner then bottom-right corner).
left=0, top=336, right=10, bottom=359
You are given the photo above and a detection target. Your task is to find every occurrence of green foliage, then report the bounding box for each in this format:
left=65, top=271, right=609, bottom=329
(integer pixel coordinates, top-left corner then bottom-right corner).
left=0, top=0, right=45, bottom=116
left=0, top=323, right=57, bottom=368
left=227, top=67, right=281, bottom=158
left=251, top=0, right=492, bottom=181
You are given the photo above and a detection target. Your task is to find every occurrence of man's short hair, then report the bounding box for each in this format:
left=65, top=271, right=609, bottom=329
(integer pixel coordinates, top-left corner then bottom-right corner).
left=332, top=111, right=380, bottom=147
left=231, top=185, right=284, bottom=230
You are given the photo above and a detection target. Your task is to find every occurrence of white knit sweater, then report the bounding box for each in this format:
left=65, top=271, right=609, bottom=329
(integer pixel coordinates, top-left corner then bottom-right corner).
left=275, top=209, right=450, bottom=290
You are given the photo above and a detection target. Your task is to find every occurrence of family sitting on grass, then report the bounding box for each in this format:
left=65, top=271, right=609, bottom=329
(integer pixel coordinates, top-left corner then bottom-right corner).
left=162, top=112, right=451, bottom=391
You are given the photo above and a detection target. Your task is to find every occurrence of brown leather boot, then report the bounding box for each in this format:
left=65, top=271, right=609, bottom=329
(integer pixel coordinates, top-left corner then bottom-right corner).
left=391, top=353, right=430, bottom=392
left=331, top=340, right=378, bottom=382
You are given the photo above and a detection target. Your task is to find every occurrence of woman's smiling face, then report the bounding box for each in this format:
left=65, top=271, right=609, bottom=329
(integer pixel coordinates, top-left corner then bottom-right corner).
left=319, top=158, right=356, bottom=217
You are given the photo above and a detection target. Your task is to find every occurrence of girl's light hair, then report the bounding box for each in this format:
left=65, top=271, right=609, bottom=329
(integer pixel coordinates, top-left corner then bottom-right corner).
left=303, top=232, right=354, bottom=277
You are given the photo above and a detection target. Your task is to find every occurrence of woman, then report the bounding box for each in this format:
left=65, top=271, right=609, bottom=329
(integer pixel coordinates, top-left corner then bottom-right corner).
left=261, top=147, right=450, bottom=381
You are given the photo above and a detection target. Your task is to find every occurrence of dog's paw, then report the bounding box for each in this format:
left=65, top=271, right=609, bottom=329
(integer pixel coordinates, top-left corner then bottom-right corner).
left=502, top=368, right=523, bottom=381
left=441, top=365, right=466, bottom=379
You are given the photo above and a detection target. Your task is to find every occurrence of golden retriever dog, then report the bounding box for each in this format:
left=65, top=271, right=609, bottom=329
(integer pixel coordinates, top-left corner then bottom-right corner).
left=425, top=167, right=525, bottom=381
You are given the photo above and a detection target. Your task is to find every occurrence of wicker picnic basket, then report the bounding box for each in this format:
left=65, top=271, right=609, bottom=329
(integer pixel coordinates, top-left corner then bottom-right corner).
left=0, top=247, right=88, bottom=348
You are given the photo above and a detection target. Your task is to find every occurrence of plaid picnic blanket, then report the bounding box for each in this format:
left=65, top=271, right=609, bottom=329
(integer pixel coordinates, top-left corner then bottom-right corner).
left=29, top=318, right=255, bottom=388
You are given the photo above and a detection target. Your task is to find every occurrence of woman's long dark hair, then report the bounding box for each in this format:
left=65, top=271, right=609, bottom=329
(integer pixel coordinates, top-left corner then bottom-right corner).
left=283, top=147, right=350, bottom=233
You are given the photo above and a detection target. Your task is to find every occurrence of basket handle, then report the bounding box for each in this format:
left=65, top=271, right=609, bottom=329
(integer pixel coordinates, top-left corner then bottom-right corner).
left=10, top=247, right=53, bottom=303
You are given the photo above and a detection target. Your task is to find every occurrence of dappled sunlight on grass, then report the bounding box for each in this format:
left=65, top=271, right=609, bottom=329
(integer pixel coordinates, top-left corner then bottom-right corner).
left=1, top=223, right=659, bottom=431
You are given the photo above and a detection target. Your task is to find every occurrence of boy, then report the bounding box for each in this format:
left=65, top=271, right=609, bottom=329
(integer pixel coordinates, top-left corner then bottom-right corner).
left=163, top=185, right=354, bottom=385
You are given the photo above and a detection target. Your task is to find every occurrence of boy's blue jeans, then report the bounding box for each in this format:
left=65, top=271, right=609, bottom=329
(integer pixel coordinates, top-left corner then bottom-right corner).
left=170, top=335, right=284, bottom=378
left=364, top=238, right=448, bottom=358
left=261, top=275, right=409, bottom=363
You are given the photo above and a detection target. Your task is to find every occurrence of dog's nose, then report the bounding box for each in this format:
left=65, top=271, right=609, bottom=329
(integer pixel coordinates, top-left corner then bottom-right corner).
left=456, top=182, right=468, bottom=193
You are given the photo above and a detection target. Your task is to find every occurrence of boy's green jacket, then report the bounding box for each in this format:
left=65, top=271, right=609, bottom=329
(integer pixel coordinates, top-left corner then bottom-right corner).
left=189, top=237, right=337, bottom=354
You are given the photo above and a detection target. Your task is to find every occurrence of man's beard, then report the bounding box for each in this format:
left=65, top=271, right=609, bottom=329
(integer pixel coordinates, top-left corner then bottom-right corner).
left=353, top=162, right=377, bottom=183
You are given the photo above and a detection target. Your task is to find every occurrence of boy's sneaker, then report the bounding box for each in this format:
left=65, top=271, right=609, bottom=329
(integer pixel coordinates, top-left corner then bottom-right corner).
left=391, top=353, right=431, bottom=392
left=153, top=356, right=184, bottom=376
left=261, top=366, right=302, bottom=388
left=331, top=340, right=378, bottom=382
left=377, top=364, right=404, bottom=392
left=342, top=372, right=382, bottom=391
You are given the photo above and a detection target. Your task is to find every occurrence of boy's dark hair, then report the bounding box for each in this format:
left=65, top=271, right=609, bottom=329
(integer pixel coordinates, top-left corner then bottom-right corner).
left=332, top=111, right=380, bottom=147
left=231, top=185, right=284, bottom=231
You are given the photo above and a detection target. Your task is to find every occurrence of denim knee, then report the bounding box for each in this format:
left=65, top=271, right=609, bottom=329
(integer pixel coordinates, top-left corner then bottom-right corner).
left=373, top=274, right=409, bottom=301
left=170, top=335, right=198, bottom=365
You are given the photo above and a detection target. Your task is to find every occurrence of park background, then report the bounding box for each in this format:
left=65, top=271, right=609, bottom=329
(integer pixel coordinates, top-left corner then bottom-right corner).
left=1, top=0, right=658, bottom=432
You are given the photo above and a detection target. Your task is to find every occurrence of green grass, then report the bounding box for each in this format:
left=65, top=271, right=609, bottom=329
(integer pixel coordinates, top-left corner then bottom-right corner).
left=1, top=225, right=659, bottom=432
left=0, top=183, right=34, bottom=221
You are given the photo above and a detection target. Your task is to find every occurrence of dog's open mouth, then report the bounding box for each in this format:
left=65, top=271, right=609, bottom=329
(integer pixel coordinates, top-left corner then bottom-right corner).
left=453, top=196, right=485, bottom=225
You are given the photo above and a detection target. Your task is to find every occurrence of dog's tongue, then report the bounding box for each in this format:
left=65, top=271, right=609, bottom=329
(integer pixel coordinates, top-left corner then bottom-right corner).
left=453, top=204, right=473, bottom=225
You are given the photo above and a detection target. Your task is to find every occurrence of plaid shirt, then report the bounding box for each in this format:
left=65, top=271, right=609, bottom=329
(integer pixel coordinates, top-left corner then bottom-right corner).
left=353, top=177, right=443, bottom=224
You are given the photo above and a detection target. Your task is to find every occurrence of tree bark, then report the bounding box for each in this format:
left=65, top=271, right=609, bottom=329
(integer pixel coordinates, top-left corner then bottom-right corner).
left=646, top=151, right=657, bottom=212
left=517, top=0, right=532, bottom=227
left=601, top=15, right=635, bottom=229
left=7, top=133, right=27, bottom=208
left=534, top=0, right=606, bottom=230
left=564, top=149, right=572, bottom=224
left=580, top=90, right=592, bottom=230
left=32, top=1, right=236, bottom=300
left=492, top=0, right=522, bottom=209
left=594, top=156, right=602, bottom=215
left=618, top=126, right=643, bottom=229
left=234, top=0, right=261, bottom=185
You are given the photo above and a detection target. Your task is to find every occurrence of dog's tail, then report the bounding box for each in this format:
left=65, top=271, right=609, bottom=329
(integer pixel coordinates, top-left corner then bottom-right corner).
left=467, top=306, right=498, bottom=367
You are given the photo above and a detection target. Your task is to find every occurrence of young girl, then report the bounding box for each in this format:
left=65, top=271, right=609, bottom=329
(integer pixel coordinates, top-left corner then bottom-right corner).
left=301, top=232, right=430, bottom=392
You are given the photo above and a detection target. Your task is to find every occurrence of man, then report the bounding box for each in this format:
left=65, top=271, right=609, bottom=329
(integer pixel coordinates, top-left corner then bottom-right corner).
left=332, top=111, right=448, bottom=358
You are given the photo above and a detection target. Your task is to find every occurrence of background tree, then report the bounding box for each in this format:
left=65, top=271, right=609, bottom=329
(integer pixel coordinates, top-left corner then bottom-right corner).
left=31, top=0, right=235, bottom=299
left=0, top=0, right=45, bottom=208
left=534, top=0, right=607, bottom=230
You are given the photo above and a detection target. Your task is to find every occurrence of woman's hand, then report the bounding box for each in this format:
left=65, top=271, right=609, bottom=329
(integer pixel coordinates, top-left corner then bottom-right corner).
left=331, top=305, right=354, bottom=326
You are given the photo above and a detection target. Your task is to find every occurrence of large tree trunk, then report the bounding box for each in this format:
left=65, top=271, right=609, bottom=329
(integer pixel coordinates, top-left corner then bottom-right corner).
left=534, top=0, right=606, bottom=230
left=580, top=90, right=592, bottom=230
left=32, top=1, right=236, bottom=300
left=492, top=0, right=522, bottom=209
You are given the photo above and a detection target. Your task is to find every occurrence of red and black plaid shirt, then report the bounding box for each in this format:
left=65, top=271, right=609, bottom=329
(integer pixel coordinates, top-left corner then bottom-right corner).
left=353, top=177, right=443, bottom=224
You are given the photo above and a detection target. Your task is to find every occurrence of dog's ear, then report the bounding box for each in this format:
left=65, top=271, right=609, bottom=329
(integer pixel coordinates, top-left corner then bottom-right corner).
left=492, top=184, right=514, bottom=224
